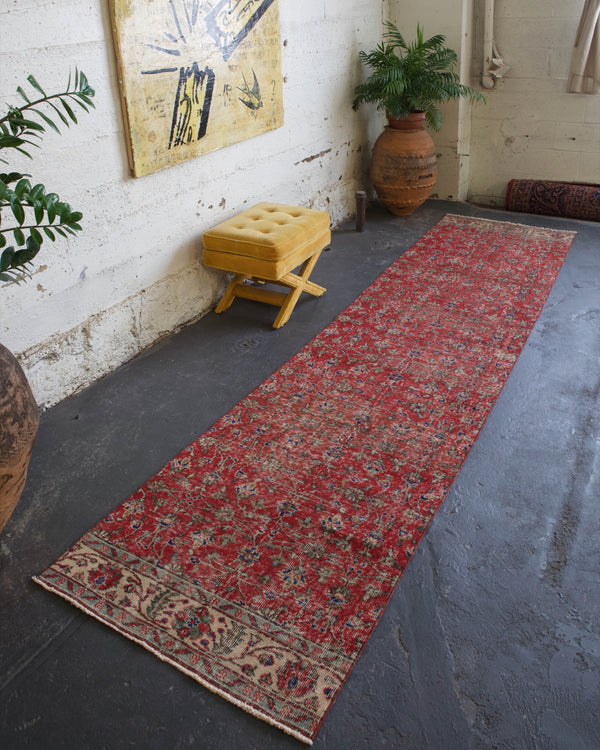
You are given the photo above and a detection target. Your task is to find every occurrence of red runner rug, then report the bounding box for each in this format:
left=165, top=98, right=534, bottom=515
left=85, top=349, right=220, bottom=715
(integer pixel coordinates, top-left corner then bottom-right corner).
left=34, top=215, right=576, bottom=744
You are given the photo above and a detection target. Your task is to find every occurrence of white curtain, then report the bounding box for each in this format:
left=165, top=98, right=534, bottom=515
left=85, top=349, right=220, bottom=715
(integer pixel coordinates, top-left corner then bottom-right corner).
left=568, top=0, right=600, bottom=93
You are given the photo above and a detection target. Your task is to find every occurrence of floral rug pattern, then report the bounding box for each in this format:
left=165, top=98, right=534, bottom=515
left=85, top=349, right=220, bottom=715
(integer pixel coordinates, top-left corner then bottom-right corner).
left=34, top=215, right=576, bottom=744
left=505, top=178, right=600, bottom=222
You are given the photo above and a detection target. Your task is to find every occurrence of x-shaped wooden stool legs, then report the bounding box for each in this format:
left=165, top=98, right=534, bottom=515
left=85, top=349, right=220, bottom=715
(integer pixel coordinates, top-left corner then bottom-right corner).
left=214, top=249, right=326, bottom=328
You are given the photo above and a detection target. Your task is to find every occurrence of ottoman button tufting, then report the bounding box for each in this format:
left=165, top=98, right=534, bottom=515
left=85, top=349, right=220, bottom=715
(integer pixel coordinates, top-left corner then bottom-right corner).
left=203, top=202, right=330, bottom=328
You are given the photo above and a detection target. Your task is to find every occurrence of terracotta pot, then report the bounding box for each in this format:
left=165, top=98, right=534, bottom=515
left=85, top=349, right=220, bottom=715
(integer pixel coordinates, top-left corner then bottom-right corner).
left=0, top=343, right=39, bottom=534
left=370, top=112, right=438, bottom=216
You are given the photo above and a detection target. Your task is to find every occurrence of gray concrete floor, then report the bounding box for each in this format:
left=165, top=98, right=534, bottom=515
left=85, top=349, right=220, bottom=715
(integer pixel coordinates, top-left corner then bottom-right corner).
left=1, top=200, right=599, bottom=750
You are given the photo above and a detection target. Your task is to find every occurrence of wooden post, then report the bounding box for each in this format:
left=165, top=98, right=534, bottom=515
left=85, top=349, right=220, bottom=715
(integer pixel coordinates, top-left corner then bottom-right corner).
left=355, top=191, right=367, bottom=232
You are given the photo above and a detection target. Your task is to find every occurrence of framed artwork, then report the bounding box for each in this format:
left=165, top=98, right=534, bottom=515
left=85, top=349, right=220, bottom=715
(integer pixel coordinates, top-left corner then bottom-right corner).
left=109, top=0, right=284, bottom=177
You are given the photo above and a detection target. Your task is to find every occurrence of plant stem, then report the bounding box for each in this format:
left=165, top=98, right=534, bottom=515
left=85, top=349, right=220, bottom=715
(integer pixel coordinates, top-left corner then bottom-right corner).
left=0, top=90, right=78, bottom=126
left=0, top=222, right=69, bottom=234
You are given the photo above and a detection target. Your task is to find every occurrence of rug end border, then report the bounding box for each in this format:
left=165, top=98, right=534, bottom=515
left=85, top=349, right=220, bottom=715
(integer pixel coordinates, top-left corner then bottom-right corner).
left=32, top=574, right=314, bottom=746
left=442, top=213, right=577, bottom=239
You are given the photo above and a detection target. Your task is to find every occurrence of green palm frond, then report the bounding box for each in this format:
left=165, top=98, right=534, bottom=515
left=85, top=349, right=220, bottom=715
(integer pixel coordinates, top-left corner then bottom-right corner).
left=0, top=71, right=94, bottom=284
left=353, top=22, right=485, bottom=130
left=0, top=70, right=95, bottom=161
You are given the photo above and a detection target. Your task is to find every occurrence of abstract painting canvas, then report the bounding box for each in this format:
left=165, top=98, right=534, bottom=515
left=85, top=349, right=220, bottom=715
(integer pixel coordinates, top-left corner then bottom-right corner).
left=110, top=0, right=284, bottom=176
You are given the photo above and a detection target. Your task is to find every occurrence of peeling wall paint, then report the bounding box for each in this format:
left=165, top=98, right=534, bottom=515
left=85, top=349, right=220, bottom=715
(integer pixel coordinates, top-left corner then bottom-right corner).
left=1, top=0, right=388, bottom=408
left=18, top=262, right=224, bottom=411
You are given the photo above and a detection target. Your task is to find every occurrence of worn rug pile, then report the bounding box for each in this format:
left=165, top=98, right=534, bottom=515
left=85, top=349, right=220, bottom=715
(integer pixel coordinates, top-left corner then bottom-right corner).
left=35, top=215, right=576, bottom=744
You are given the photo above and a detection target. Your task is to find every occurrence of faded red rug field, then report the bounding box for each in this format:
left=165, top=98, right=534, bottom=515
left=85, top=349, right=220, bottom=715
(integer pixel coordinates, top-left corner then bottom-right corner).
left=34, top=215, right=576, bottom=744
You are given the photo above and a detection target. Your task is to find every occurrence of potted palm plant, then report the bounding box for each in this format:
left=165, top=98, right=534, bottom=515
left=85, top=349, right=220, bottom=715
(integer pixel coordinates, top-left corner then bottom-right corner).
left=353, top=22, right=485, bottom=215
left=0, top=70, right=95, bottom=534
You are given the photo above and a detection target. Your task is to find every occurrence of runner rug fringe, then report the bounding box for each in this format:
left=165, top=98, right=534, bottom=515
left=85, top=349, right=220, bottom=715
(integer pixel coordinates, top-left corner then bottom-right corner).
left=34, top=215, right=576, bottom=744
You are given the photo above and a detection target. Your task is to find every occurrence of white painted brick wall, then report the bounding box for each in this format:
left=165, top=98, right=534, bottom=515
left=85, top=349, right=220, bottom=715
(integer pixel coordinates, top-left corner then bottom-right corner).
left=469, top=0, right=599, bottom=206
left=1, top=0, right=388, bottom=408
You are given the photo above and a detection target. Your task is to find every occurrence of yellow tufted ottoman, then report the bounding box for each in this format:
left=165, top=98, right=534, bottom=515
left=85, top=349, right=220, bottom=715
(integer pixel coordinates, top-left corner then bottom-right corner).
left=203, top=202, right=330, bottom=328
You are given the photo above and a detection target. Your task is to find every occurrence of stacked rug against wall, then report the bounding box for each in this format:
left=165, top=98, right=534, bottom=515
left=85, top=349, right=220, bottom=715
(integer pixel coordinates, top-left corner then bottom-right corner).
left=505, top=179, right=600, bottom=221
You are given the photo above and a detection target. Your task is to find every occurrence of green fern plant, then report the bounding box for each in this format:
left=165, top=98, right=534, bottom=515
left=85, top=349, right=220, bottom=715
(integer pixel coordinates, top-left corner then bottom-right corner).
left=353, top=22, right=485, bottom=131
left=0, top=70, right=95, bottom=283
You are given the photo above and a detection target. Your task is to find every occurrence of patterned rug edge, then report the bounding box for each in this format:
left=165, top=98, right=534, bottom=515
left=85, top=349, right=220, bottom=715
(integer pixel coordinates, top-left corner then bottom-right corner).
left=32, top=573, right=315, bottom=744
left=445, top=212, right=578, bottom=237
